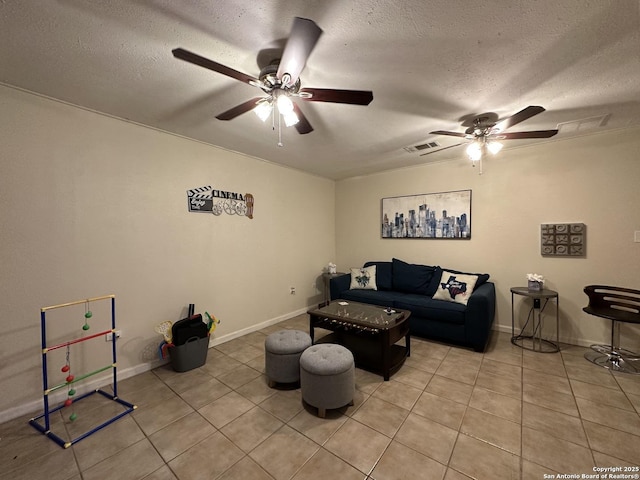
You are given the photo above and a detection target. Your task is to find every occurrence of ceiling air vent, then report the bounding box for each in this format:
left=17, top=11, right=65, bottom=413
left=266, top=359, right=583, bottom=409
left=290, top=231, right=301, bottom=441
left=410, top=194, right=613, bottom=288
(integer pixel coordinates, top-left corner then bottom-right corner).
left=557, top=114, right=610, bottom=134
left=403, top=141, right=440, bottom=153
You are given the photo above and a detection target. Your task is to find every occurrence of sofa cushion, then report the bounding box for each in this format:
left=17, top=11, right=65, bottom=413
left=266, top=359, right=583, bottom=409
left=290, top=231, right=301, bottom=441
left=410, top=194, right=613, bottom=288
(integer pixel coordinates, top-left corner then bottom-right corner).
left=364, top=261, right=392, bottom=290
left=395, top=295, right=467, bottom=325
left=340, top=289, right=400, bottom=306
left=426, top=266, right=443, bottom=296
left=349, top=265, right=377, bottom=290
left=433, top=270, right=479, bottom=305
left=392, top=258, right=438, bottom=296
left=442, top=267, right=490, bottom=287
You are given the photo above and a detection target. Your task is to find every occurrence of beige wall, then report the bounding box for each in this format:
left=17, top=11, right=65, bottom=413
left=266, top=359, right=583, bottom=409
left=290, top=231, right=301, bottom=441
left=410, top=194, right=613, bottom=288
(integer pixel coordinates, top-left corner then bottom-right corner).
left=335, top=127, right=640, bottom=349
left=0, top=85, right=335, bottom=420
left=2, top=81, right=639, bottom=423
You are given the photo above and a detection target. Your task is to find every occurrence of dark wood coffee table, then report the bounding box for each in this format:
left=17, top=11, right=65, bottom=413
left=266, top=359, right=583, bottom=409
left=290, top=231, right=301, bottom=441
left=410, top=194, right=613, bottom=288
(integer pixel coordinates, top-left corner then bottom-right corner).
left=307, top=300, right=411, bottom=381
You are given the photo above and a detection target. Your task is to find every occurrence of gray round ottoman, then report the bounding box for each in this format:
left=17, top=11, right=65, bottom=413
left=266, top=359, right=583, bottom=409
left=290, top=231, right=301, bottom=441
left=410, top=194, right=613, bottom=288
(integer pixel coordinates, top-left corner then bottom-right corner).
left=300, top=343, right=355, bottom=418
left=265, top=330, right=312, bottom=388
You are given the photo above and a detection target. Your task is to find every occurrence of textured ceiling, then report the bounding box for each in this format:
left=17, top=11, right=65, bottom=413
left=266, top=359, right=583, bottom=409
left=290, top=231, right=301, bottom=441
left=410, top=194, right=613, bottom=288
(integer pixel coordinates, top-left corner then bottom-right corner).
left=2, top=0, right=639, bottom=179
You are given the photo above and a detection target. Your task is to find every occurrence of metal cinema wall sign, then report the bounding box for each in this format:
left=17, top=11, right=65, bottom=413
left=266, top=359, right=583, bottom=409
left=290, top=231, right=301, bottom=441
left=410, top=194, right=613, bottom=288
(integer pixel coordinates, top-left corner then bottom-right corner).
left=187, top=185, right=254, bottom=219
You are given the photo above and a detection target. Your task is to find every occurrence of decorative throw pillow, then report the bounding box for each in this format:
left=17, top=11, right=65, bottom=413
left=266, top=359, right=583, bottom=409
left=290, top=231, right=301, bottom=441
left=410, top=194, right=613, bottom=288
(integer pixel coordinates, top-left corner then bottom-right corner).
left=364, top=261, right=392, bottom=290
left=432, top=270, right=478, bottom=305
left=442, top=268, right=490, bottom=288
left=349, top=265, right=378, bottom=290
left=391, top=258, right=438, bottom=295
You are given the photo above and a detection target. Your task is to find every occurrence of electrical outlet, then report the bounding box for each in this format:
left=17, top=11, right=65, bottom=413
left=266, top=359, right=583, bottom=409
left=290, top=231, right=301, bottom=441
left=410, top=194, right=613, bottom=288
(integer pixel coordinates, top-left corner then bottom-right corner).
left=105, top=330, right=122, bottom=342
left=635, top=231, right=640, bottom=243
left=290, top=287, right=296, bottom=295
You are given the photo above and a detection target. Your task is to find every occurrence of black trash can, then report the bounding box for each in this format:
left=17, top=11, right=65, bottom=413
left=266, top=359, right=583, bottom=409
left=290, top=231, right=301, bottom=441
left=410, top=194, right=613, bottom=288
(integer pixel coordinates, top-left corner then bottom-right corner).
left=169, top=314, right=209, bottom=372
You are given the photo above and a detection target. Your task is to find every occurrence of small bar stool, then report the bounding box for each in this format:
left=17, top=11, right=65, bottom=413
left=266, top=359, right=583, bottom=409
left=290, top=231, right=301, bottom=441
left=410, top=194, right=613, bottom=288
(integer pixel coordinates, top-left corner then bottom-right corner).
left=264, top=330, right=312, bottom=387
left=582, top=285, right=640, bottom=374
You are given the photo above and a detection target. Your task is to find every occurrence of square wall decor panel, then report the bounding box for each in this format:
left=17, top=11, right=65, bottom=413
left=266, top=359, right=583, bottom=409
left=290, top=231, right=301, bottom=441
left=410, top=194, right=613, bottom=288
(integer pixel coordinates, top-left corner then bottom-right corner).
left=541, top=223, right=586, bottom=256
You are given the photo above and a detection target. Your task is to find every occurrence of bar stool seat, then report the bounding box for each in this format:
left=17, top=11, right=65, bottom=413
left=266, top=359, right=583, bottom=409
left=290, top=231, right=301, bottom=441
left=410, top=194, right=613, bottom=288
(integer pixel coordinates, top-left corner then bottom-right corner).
left=582, top=285, right=640, bottom=374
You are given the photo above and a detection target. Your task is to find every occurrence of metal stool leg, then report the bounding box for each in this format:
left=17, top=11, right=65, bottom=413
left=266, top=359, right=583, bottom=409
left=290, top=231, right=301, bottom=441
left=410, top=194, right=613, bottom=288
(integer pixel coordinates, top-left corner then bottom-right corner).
left=584, top=321, right=640, bottom=374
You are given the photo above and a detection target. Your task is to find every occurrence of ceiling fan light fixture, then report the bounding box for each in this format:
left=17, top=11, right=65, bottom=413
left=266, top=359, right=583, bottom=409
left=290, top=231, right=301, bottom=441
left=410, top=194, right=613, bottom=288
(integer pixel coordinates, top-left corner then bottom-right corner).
left=466, top=141, right=482, bottom=161
left=275, top=91, right=299, bottom=127
left=276, top=93, right=294, bottom=114
left=254, top=99, right=273, bottom=122
left=282, top=110, right=299, bottom=127
left=430, top=106, right=556, bottom=172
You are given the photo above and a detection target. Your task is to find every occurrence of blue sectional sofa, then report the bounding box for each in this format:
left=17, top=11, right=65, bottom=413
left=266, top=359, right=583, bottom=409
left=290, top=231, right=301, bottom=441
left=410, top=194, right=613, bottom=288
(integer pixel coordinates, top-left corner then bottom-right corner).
left=329, top=258, right=496, bottom=352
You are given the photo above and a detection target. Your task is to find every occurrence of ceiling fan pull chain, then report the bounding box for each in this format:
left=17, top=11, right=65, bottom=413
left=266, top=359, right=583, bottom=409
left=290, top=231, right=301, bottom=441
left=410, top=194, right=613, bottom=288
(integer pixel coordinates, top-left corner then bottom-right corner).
left=271, top=101, right=276, bottom=131
left=277, top=105, right=284, bottom=147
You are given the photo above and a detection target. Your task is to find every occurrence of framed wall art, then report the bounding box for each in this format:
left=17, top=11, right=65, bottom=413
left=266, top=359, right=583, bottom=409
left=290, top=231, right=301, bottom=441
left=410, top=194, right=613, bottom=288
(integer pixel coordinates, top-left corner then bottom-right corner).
left=541, top=223, right=586, bottom=256
left=381, top=189, right=471, bottom=239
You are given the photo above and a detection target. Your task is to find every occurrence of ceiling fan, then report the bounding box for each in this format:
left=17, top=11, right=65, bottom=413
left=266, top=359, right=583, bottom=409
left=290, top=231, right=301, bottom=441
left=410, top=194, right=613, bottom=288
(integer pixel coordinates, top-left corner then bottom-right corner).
left=429, top=106, right=558, bottom=170
left=172, top=17, right=373, bottom=145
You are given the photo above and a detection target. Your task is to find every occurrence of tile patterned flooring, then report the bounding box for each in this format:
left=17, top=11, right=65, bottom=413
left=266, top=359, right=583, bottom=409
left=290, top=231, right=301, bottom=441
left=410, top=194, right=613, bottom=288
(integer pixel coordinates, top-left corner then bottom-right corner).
left=2, top=314, right=639, bottom=479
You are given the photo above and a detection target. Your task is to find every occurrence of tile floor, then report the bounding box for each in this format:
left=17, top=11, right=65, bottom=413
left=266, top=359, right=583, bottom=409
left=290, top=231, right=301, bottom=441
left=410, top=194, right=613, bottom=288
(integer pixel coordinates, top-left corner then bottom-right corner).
left=2, top=314, right=639, bottom=480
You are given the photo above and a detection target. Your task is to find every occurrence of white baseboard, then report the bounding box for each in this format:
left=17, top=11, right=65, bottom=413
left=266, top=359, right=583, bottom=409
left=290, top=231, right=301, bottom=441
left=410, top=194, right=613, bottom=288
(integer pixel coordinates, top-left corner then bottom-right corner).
left=0, top=307, right=309, bottom=424
left=208, top=306, right=309, bottom=347
left=492, top=324, right=596, bottom=349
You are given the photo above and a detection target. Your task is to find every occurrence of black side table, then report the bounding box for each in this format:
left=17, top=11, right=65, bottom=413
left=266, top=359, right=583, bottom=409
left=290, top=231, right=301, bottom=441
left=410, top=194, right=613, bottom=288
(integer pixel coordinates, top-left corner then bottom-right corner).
left=322, top=272, right=346, bottom=304
left=511, top=287, right=559, bottom=353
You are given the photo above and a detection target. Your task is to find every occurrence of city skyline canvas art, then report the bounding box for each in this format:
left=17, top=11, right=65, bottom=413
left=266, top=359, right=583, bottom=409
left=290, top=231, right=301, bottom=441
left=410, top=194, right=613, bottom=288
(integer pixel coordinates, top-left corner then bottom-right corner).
left=381, top=189, right=471, bottom=239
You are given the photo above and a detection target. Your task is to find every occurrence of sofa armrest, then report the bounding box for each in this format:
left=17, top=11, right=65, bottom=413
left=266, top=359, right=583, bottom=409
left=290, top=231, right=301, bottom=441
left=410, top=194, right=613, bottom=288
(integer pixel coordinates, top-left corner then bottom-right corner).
left=329, top=273, right=351, bottom=300
left=465, top=282, right=496, bottom=351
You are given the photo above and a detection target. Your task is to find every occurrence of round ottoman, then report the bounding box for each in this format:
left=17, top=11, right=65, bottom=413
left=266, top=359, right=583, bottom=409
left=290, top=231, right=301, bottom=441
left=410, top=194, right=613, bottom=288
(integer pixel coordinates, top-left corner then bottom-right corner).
left=300, top=343, right=355, bottom=418
left=265, top=330, right=312, bottom=388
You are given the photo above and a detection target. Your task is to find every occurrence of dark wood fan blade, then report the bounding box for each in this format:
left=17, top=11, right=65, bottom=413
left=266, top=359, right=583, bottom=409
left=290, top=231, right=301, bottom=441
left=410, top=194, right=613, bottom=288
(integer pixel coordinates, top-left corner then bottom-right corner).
left=430, top=130, right=467, bottom=138
left=419, top=142, right=466, bottom=156
left=292, top=102, right=313, bottom=134
left=498, top=130, right=558, bottom=139
left=172, top=48, right=260, bottom=86
left=494, top=106, right=545, bottom=131
left=215, top=97, right=265, bottom=121
left=277, top=17, right=323, bottom=85
left=299, top=88, right=373, bottom=105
